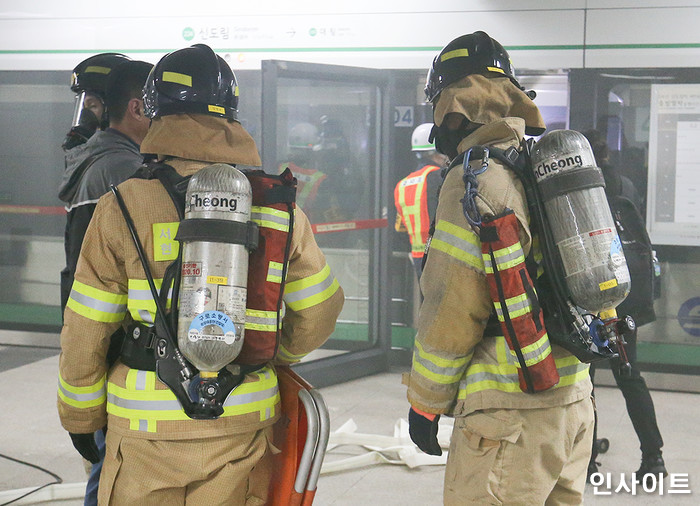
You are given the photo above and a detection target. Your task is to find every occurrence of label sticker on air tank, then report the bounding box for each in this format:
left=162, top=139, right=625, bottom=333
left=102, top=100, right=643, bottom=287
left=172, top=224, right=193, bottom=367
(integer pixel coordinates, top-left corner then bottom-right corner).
left=188, top=310, right=237, bottom=344
left=609, top=235, right=625, bottom=266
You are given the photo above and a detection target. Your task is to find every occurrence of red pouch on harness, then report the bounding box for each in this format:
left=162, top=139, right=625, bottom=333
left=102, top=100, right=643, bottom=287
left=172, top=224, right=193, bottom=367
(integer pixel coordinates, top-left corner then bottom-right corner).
left=480, top=209, right=559, bottom=393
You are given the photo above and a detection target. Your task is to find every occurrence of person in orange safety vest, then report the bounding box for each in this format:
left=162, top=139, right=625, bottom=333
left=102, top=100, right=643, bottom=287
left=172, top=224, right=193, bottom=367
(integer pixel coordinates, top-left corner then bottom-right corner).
left=394, top=122, right=448, bottom=276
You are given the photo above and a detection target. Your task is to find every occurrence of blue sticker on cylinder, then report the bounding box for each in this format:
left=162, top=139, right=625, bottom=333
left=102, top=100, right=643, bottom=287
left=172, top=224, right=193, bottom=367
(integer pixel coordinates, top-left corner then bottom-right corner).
left=188, top=310, right=236, bottom=344
left=610, top=235, right=625, bottom=266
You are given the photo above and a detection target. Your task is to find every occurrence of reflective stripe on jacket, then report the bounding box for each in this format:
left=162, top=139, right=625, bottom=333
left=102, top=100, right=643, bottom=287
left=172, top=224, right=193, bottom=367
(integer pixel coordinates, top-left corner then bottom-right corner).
left=394, top=164, right=441, bottom=257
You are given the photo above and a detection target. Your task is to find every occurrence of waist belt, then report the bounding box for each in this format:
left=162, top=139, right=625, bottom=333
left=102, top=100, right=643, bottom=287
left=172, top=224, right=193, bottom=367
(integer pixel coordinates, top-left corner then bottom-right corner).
left=121, top=322, right=267, bottom=375
left=121, top=322, right=159, bottom=371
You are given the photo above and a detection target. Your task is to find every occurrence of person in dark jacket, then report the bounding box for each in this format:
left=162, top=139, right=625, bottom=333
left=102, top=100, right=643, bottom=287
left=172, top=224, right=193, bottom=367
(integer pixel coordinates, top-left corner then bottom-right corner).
left=57, top=57, right=153, bottom=506
left=58, top=59, right=153, bottom=314
left=584, top=129, right=667, bottom=485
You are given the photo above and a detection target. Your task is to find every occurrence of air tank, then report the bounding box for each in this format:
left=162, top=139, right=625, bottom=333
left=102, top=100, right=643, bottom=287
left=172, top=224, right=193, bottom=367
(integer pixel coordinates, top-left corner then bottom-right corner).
left=177, top=163, right=251, bottom=374
left=530, top=130, right=630, bottom=314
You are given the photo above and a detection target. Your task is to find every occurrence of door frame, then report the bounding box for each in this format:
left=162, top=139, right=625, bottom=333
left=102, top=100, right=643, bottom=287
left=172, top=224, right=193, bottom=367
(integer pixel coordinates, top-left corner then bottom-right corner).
left=261, top=60, right=395, bottom=387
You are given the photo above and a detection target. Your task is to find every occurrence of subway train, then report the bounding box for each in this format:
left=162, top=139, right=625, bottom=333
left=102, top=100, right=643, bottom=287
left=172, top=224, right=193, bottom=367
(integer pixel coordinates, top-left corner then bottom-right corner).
left=0, top=1, right=698, bottom=391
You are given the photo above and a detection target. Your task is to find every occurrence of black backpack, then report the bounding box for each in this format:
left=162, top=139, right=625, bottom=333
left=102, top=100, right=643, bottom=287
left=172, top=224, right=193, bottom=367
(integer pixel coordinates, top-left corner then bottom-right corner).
left=608, top=195, right=660, bottom=327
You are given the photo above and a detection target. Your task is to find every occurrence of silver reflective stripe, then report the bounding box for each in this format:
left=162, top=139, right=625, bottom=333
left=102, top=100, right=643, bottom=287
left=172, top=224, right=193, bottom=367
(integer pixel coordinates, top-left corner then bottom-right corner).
left=509, top=337, right=551, bottom=366
left=283, top=273, right=335, bottom=305
left=138, top=309, right=154, bottom=324
left=223, top=378, right=278, bottom=406
left=128, top=285, right=173, bottom=300
left=558, top=361, right=588, bottom=378
left=135, top=370, right=148, bottom=391
left=251, top=210, right=289, bottom=229
left=69, top=289, right=126, bottom=315
left=494, top=297, right=531, bottom=318
left=58, top=383, right=105, bottom=403
left=493, top=247, right=524, bottom=268
left=412, top=349, right=466, bottom=381
left=463, top=369, right=519, bottom=386
left=107, top=392, right=183, bottom=411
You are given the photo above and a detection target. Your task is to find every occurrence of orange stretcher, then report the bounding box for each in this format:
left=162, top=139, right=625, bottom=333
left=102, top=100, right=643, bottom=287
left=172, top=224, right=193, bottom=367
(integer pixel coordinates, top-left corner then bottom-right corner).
left=268, top=366, right=330, bottom=506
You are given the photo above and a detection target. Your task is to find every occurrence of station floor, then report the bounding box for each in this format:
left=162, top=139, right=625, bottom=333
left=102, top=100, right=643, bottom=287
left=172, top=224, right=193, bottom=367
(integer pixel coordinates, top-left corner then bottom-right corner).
left=1, top=341, right=698, bottom=505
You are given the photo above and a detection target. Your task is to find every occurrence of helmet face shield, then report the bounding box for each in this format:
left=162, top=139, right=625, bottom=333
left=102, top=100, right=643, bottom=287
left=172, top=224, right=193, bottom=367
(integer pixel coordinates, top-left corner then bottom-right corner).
left=70, top=91, right=104, bottom=129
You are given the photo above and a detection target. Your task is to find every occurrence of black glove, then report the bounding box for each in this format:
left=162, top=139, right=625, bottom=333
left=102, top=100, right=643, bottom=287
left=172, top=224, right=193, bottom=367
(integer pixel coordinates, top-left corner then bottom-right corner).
left=408, top=407, right=442, bottom=456
left=69, top=432, right=100, bottom=464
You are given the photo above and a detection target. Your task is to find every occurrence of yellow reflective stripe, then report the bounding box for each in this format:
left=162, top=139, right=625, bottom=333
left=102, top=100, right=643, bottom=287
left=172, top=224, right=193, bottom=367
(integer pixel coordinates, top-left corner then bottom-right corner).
left=244, top=309, right=277, bottom=332
left=66, top=280, right=127, bottom=323
left=412, top=340, right=471, bottom=385
left=555, top=360, right=590, bottom=387
left=128, top=278, right=171, bottom=323
left=284, top=264, right=340, bottom=311
left=508, top=333, right=552, bottom=368
left=267, top=261, right=284, bottom=283
left=107, top=367, right=280, bottom=429
left=277, top=343, right=307, bottom=363
left=458, top=339, right=589, bottom=397
left=162, top=71, right=192, bottom=87
left=85, top=65, right=111, bottom=74
left=58, top=374, right=106, bottom=409
left=441, top=48, right=469, bottom=61
left=460, top=361, right=521, bottom=395
left=430, top=220, right=484, bottom=271
left=486, top=66, right=506, bottom=75
left=491, top=243, right=526, bottom=271
left=494, top=293, right=531, bottom=322
left=251, top=206, right=290, bottom=232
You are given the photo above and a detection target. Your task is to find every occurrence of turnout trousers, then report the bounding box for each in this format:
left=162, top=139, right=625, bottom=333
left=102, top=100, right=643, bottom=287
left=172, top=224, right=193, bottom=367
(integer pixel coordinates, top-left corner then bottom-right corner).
left=444, top=396, right=594, bottom=505
left=98, top=426, right=273, bottom=505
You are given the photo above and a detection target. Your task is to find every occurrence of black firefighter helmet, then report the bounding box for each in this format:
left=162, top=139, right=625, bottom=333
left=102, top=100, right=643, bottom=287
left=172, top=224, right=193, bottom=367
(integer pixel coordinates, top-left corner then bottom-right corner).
left=63, top=52, right=131, bottom=150
left=143, top=44, right=239, bottom=121
left=424, top=31, right=522, bottom=104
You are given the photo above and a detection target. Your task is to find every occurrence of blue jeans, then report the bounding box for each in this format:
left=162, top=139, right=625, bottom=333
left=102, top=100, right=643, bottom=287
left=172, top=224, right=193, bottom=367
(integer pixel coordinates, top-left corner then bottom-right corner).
left=84, top=430, right=105, bottom=506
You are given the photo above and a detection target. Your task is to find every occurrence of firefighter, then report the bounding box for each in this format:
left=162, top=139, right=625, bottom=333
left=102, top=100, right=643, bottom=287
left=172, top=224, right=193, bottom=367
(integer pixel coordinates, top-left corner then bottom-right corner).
left=57, top=44, right=344, bottom=504
left=405, top=31, right=595, bottom=504
left=393, top=123, right=448, bottom=276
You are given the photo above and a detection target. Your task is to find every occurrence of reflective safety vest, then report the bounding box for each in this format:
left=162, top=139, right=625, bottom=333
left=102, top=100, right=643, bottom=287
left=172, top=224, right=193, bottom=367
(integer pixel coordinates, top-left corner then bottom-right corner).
left=394, top=164, right=441, bottom=258
left=280, top=162, right=327, bottom=212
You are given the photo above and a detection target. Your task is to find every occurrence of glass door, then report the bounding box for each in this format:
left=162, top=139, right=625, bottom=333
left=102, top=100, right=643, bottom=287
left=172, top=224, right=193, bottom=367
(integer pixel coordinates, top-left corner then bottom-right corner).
left=261, top=60, right=392, bottom=386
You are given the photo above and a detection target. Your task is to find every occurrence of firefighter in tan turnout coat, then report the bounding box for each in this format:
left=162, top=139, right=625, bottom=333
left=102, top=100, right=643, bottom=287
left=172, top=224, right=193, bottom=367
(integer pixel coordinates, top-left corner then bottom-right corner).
left=57, top=44, right=343, bottom=504
left=405, top=31, right=595, bottom=505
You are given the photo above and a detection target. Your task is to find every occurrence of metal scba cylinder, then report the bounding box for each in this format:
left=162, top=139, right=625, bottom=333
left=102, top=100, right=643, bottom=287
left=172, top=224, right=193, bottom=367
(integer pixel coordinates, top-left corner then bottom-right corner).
left=530, top=130, right=630, bottom=314
left=177, top=163, right=252, bottom=373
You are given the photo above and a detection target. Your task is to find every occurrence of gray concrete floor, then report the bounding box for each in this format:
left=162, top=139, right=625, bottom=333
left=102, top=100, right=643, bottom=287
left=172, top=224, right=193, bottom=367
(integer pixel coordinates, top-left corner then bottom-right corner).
left=1, top=345, right=698, bottom=505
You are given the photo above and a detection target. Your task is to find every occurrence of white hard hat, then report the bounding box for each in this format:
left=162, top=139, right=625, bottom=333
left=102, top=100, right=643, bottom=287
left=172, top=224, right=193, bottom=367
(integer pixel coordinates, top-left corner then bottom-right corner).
left=411, top=123, right=435, bottom=151
left=288, top=122, right=320, bottom=150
